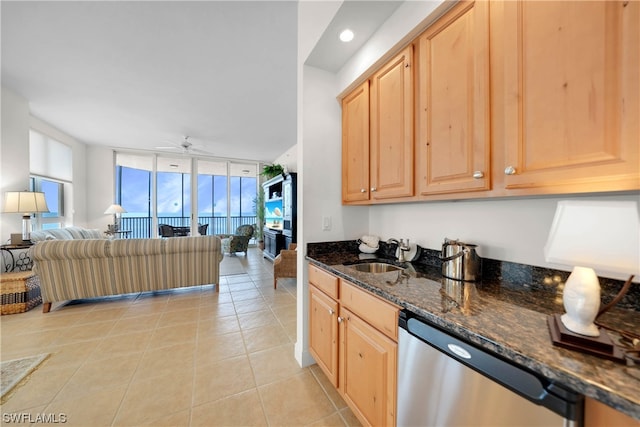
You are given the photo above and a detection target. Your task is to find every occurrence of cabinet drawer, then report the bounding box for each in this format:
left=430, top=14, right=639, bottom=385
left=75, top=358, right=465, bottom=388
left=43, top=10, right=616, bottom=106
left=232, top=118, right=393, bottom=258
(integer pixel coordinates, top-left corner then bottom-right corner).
left=340, top=280, right=399, bottom=341
left=308, top=265, right=339, bottom=299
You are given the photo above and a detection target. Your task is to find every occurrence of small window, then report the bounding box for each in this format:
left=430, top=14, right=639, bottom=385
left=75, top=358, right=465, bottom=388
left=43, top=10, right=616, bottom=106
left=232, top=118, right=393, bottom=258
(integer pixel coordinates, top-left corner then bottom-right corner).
left=30, top=176, right=64, bottom=229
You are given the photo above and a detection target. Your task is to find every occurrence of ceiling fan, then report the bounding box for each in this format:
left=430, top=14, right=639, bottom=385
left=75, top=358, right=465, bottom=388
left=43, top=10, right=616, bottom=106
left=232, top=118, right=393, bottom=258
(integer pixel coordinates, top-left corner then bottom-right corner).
left=155, top=136, right=212, bottom=155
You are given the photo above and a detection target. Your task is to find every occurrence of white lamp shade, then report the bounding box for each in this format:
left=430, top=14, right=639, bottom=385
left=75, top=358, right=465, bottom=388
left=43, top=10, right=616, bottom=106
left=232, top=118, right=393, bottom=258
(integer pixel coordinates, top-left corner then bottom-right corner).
left=3, top=191, right=50, bottom=214
left=104, top=204, right=127, bottom=214
left=544, top=200, right=640, bottom=278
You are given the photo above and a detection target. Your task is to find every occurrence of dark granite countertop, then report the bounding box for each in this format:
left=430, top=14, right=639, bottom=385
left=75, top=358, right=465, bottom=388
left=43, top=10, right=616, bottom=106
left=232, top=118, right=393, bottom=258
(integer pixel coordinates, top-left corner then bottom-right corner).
left=306, top=241, right=640, bottom=421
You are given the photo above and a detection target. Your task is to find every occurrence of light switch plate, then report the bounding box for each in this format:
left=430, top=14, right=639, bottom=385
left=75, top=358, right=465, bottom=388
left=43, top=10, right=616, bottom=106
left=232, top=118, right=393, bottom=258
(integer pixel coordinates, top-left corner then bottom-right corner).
left=322, top=216, right=332, bottom=231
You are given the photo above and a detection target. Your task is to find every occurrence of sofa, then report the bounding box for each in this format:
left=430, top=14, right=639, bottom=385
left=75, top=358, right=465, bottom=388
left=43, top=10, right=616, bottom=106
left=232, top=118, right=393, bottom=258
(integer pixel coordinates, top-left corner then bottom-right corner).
left=30, top=226, right=104, bottom=242
left=31, top=234, right=223, bottom=313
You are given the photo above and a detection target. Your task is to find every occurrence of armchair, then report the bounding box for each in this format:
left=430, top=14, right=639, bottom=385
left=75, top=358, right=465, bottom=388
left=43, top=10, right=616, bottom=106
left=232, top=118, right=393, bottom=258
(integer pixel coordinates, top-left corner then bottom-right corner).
left=273, top=243, right=297, bottom=288
left=217, top=224, right=254, bottom=255
left=159, top=224, right=175, bottom=237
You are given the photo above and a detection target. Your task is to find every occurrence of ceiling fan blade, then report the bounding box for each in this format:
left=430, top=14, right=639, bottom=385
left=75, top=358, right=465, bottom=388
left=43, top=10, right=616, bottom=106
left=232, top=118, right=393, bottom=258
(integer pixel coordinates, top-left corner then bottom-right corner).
left=191, top=147, right=214, bottom=155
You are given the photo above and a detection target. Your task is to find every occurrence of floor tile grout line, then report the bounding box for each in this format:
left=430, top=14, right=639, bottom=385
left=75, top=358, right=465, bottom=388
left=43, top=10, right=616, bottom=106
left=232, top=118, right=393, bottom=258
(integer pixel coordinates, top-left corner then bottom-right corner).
left=308, top=367, right=351, bottom=426
left=231, top=272, right=273, bottom=427
left=109, top=291, right=173, bottom=427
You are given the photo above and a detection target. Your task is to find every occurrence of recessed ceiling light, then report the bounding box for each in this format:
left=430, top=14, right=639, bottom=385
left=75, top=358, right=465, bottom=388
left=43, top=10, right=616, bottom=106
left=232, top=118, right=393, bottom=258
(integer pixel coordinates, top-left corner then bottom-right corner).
left=339, top=29, right=354, bottom=43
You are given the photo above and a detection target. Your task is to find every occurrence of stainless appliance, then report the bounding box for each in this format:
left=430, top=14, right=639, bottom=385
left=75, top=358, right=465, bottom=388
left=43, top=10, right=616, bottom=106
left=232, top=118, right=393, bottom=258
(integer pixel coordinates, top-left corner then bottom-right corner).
left=398, top=311, right=583, bottom=426
left=440, top=238, right=481, bottom=281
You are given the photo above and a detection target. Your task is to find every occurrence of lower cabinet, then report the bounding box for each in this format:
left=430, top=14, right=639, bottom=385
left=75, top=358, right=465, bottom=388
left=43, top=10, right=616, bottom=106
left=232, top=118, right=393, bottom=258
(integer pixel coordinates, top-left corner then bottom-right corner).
left=263, top=229, right=285, bottom=260
left=340, top=306, right=398, bottom=427
left=308, top=265, right=399, bottom=427
left=309, top=284, right=339, bottom=386
left=585, top=397, right=639, bottom=427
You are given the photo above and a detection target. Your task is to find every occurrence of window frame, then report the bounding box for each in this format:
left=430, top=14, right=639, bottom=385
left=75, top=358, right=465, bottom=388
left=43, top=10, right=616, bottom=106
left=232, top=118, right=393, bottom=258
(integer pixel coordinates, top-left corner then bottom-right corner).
left=30, top=175, right=66, bottom=230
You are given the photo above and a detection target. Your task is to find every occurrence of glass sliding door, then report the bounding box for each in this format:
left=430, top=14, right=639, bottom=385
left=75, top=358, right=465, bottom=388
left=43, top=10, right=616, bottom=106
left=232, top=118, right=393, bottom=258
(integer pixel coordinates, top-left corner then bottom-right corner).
left=197, top=161, right=258, bottom=235
left=116, top=153, right=258, bottom=238
left=156, top=156, right=191, bottom=231
left=116, top=154, right=153, bottom=238
left=197, top=159, right=228, bottom=235
left=229, top=163, right=258, bottom=234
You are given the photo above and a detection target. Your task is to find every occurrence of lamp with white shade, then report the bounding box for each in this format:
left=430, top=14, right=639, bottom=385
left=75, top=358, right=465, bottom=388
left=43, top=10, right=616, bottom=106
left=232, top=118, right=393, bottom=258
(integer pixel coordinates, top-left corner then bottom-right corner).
left=2, top=191, right=50, bottom=241
left=104, top=204, right=126, bottom=232
left=543, top=200, right=640, bottom=360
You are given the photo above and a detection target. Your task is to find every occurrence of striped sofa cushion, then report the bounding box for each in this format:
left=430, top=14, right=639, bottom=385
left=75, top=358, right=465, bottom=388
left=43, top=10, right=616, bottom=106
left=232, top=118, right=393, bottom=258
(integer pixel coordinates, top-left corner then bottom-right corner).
left=31, top=239, right=114, bottom=302
left=30, top=227, right=104, bottom=242
left=110, top=238, right=166, bottom=294
left=163, top=236, right=222, bottom=290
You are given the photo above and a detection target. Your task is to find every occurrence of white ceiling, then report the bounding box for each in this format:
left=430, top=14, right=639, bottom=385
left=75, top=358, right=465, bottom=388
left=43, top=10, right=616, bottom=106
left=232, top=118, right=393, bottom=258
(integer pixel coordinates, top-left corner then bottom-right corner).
left=1, top=1, right=401, bottom=163
left=306, top=1, right=403, bottom=73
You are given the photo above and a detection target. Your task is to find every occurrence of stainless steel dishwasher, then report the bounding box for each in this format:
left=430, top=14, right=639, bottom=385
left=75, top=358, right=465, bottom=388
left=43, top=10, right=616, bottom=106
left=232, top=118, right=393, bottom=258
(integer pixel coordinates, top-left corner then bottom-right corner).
left=398, top=311, right=584, bottom=427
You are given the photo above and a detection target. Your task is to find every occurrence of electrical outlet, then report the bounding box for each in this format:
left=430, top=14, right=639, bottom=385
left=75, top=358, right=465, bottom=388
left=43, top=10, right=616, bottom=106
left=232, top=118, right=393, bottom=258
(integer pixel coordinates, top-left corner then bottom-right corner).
left=322, top=216, right=332, bottom=231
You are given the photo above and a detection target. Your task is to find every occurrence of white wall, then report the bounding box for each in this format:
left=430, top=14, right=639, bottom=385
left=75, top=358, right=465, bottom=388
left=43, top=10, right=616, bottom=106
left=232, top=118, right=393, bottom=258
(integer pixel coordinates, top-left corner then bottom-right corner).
left=296, top=0, right=345, bottom=367
left=0, top=87, right=31, bottom=239
left=0, top=87, right=96, bottom=239
left=369, top=194, right=640, bottom=274
left=86, top=146, right=116, bottom=231
left=272, top=144, right=298, bottom=173
left=302, top=65, right=369, bottom=244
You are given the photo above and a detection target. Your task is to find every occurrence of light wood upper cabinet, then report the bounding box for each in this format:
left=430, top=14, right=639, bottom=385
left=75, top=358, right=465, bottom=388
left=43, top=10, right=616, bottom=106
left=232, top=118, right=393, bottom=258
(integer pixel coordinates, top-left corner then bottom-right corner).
left=417, top=0, right=491, bottom=195
left=342, top=81, right=370, bottom=203
left=370, top=46, right=415, bottom=200
left=341, top=0, right=638, bottom=204
left=498, top=0, right=639, bottom=192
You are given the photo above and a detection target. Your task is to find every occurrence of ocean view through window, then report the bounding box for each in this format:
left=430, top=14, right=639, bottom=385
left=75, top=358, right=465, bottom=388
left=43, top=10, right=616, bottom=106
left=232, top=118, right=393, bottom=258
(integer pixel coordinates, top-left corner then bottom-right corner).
left=115, top=153, right=258, bottom=238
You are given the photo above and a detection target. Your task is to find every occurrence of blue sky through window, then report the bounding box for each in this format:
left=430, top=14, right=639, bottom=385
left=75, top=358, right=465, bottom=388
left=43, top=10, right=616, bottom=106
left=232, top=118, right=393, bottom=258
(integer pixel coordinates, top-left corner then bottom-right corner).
left=118, top=166, right=257, bottom=218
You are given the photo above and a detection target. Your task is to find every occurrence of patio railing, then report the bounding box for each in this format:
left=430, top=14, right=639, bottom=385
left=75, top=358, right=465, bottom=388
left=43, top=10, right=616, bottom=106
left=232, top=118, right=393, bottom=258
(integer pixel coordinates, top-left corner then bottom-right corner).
left=120, top=216, right=257, bottom=239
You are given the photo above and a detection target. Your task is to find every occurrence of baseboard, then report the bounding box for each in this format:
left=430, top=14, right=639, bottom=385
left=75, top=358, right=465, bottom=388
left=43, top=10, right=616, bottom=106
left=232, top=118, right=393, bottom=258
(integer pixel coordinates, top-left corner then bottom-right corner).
left=294, top=342, right=316, bottom=368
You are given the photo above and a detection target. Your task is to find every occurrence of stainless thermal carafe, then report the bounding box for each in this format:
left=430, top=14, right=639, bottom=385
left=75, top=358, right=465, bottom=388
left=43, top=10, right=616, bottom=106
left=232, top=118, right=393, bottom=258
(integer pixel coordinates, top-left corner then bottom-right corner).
left=440, top=238, right=481, bottom=281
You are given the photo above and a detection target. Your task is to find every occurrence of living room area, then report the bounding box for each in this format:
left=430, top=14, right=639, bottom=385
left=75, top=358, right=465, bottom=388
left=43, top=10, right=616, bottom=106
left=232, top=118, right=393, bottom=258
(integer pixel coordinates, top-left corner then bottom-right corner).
left=1, top=247, right=359, bottom=426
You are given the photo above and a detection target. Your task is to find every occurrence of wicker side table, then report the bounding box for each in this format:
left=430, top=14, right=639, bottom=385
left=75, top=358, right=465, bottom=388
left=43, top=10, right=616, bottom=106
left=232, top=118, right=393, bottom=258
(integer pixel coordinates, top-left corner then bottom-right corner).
left=0, top=271, right=42, bottom=315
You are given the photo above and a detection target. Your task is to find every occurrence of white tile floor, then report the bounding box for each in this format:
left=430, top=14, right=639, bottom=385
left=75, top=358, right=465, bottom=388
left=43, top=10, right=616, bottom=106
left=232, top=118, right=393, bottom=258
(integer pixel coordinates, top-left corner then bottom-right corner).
left=0, top=248, right=360, bottom=426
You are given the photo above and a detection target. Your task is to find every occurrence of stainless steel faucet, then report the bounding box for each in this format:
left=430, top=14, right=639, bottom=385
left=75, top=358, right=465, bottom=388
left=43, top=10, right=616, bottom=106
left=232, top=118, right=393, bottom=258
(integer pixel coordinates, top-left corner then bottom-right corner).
left=387, top=238, right=410, bottom=263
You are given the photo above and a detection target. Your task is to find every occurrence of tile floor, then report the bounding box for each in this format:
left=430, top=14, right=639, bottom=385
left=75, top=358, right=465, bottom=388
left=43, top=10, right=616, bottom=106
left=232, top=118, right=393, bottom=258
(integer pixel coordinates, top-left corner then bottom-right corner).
left=0, top=248, right=361, bottom=426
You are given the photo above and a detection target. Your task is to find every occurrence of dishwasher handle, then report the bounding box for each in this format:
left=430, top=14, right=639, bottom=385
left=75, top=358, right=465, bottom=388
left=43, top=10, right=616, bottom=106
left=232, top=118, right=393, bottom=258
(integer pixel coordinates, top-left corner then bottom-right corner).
left=404, top=316, right=583, bottom=422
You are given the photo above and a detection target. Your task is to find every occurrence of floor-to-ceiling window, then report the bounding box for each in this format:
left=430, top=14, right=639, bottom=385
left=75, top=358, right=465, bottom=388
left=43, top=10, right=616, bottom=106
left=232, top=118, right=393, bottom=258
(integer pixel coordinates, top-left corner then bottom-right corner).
left=116, top=153, right=258, bottom=238
left=157, top=156, right=192, bottom=229
left=197, top=159, right=228, bottom=235
left=230, top=163, right=259, bottom=232
left=116, top=154, right=152, bottom=238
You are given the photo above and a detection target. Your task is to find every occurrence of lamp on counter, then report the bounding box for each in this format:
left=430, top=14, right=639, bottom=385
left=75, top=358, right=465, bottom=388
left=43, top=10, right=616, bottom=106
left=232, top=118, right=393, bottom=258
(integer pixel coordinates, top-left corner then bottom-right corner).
left=104, top=204, right=126, bottom=232
left=2, top=191, right=50, bottom=242
left=543, top=200, right=640, bottom=361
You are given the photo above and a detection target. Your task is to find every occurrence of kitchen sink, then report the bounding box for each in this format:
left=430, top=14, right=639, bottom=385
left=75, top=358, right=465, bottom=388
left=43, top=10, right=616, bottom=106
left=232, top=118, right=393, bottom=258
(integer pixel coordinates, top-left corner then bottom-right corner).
left=347, top=262, right=404, bottom=273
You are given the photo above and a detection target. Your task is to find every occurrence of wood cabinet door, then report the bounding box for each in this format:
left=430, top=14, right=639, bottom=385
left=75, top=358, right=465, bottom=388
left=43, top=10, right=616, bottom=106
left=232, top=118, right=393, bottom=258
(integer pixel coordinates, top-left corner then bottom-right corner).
left=339, top=307, right=397, bottom=427
left=342, top=81, right=370, bottom=203
left=500, top=0, right=639, bottom=192
left=370, top=45, right=414, bottom=200
left=417, top=0, right=491, bottom=195
left=584, top=397, right=640, bottom=427
left=309, top=285, right=339, bottom=387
